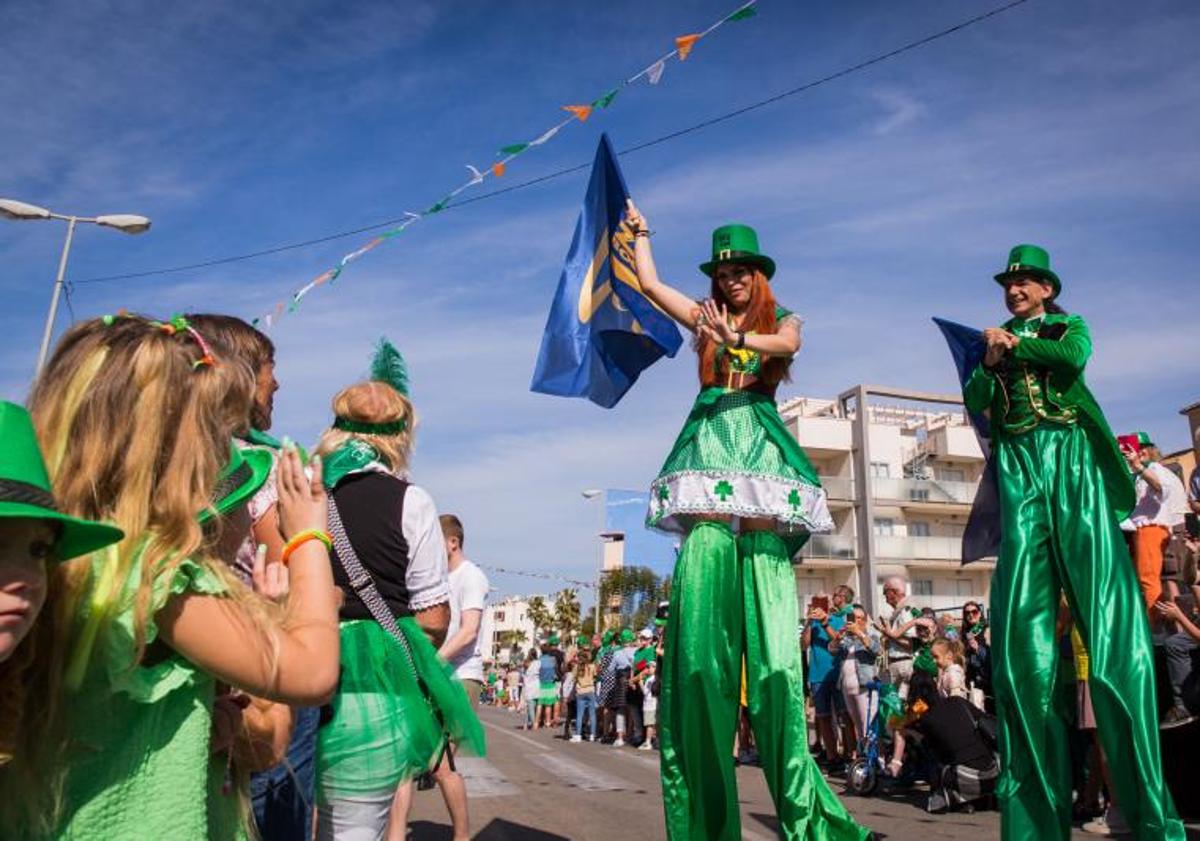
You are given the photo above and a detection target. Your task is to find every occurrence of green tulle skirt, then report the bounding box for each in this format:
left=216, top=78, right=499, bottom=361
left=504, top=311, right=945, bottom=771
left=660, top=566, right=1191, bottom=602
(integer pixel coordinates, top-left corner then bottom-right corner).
left=316, top=619, right=486, bottom=801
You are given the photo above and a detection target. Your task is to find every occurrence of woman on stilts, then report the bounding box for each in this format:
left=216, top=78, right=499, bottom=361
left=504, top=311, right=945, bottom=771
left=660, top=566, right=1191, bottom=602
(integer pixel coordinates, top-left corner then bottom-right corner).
left=626, top=199, right=870, bottom=841
left=960, top=245, right=1183, bottom=840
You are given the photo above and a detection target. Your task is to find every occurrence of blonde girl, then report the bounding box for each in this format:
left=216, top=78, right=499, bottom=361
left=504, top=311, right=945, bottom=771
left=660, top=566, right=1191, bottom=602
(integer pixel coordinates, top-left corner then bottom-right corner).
left=310, top=373, right=483, bottom=839
left=3, top=315, right=340, bottom=838
left=931, top=638, right=968, bottom=700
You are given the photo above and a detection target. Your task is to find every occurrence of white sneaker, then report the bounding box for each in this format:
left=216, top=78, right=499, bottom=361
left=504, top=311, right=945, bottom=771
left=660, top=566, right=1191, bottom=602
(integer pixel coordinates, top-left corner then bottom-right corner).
left=569, top=735, right=582, bottom=743
left=613, top=738, right=626, bottom=747
left=1082, top=807, right=1131, bottom=836
left=588, top=735, right=597, bottom=742
left=638, top=741, right=653, bottom=751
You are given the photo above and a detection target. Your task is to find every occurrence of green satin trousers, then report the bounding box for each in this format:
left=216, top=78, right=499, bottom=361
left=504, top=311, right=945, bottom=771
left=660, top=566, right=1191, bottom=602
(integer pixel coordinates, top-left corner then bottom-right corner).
left=991, top=424, right=1183, bottom=840
left=658, top=521, right=869, bottom=840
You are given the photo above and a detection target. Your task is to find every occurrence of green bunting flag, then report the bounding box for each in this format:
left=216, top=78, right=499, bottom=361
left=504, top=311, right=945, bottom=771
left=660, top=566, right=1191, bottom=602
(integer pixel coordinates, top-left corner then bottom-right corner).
left=500, top=143, right=529, bottom=155
left=592, top=88, right=620, bottom=109
left=727, top=6, right=757, bottom=22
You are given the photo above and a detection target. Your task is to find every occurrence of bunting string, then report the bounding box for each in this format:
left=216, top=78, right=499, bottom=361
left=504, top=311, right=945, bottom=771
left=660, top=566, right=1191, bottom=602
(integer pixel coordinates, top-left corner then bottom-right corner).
left=250, top=0, right=759, bottom=329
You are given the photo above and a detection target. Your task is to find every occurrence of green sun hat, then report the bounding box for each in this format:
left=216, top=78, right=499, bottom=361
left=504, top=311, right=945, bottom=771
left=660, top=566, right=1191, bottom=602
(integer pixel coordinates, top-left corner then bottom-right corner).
left=699, top=223, right=776, bottom=280
left=993, top=244, right=1061, bottom=298
left=198, top=444, right=273, bottom=524
left=547, top=633, right=559, bottom=646
left=601, top=629, right=614, bottom=645
left=0, top=401, right=125, bottom=560
left=577, top=634, right=590, bottom=647
left=913, top=647, right=939, bottom=676
left=619, top=628, right=635, bottom=644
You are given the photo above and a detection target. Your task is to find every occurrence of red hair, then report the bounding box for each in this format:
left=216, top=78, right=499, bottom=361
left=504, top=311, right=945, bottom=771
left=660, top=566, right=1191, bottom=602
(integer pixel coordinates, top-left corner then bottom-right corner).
left=695, top=269, right=791, bottom=388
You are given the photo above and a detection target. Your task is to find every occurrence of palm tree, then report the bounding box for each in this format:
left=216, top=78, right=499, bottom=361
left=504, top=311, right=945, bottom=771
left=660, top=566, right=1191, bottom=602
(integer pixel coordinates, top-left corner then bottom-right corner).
left=526, top=595, right=553, bottom=640
left=553, top=588, right=582, bottom=640
left=599, top=566, right=666, bottom=630
left=496, top=628, right=528, bottom=664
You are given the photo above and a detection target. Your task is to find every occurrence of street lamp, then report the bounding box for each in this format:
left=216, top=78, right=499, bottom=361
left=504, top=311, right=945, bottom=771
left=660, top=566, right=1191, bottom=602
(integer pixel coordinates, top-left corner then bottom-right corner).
left=1, top=198, right=152, bottom=374
left=581, top=489, right=604, bottom=634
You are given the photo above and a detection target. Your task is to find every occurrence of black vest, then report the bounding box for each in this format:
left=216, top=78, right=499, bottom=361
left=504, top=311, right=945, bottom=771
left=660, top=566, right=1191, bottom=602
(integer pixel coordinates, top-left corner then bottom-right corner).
left=330, top=472, right=413, bottom=620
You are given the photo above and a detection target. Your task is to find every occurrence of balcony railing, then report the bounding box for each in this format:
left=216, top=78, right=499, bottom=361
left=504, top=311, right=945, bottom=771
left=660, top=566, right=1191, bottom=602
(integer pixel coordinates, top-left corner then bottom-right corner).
left=871, top=477, right=979, bottom=505
left=875, top=534, right=963, bottom=561
left=799, top=534, right=858, bottom=560
left=817, top=475, right=855, bottom=500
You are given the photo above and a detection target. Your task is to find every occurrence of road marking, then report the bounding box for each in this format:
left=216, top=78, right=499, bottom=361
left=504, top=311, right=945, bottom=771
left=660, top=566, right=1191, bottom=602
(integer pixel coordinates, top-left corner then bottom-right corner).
left=606, top=746, right=662, bottom=771
left=453, top=756, right=521, bottom=798
left=482, top=719, right=550, bottom=752
left=532, top=751, right=632, bottom=792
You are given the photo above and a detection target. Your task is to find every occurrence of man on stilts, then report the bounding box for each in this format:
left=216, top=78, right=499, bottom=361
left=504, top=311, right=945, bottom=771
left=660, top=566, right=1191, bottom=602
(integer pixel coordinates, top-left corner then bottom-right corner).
left=959, top=244, right=1183, bottom=840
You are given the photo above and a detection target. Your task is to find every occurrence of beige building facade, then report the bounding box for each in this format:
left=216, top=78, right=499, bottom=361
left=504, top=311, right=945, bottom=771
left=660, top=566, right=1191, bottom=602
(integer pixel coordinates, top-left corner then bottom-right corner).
left=780, top=385, right=995, bottom=617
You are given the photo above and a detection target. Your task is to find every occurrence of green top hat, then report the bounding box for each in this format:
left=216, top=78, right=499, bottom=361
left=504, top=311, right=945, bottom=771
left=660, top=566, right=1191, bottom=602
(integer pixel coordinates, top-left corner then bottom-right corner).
left=699, top=224, right=776, bottom=280
left=198, top=444, right=273, bottom=524
left=993, top=244, right=1061, bottom=298
left=0, top=401, right=124, bottom=560
left=619, top=628, right=635, bottom=644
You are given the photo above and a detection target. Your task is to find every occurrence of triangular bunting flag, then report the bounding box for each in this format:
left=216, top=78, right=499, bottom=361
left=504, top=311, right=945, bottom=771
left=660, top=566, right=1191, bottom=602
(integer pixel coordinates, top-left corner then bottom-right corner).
left=492, top=162, right=506, bottom=177
left=647, top=60, right=666, bottom=85
left=562, top=104, right=593, bottom=122
left=726, top=5, right=757, bottom=22
left=529, top=125, right=562, bottom=146
left=500, top=143, right=528, bottom=155
left=592, top=88, right=619, bottom=109
left=466, top=164, right=485, bottom=185
left=675, top=34, right=701, bottom=60
left=427, top=198, right=450, bottom=214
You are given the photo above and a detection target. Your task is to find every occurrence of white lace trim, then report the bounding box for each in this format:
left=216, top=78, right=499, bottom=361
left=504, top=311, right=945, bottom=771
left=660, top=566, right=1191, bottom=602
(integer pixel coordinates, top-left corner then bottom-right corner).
left=646, top=469, right=834, bottom=535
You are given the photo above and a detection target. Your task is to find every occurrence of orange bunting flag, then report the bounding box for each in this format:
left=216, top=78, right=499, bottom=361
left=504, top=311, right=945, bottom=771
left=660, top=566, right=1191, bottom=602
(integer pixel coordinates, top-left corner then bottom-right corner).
left=675, top=34, right=701, bottom=60
left=491, top=162, right=506, bottom=177
left=562, top=104, right=593, bottom=122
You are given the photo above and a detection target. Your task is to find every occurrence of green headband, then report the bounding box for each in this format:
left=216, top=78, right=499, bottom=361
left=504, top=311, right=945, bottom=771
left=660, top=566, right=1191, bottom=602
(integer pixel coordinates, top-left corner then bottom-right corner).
left=332, top=416, right=406, bottom=435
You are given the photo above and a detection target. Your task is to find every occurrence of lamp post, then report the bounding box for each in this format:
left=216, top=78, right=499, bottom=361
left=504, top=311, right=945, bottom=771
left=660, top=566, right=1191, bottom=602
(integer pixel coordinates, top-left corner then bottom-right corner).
left=581, top=489, right=604, bottom=634
left=0, top=198, right=151, bottom=375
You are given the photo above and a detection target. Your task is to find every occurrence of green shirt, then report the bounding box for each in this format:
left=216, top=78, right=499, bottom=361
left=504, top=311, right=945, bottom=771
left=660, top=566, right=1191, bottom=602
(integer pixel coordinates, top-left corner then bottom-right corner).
left=54, top=550, right=240, bottom=840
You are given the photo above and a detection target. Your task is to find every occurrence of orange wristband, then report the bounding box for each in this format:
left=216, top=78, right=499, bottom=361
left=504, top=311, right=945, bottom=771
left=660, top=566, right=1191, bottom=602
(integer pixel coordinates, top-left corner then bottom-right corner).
left=281, top=529, right=333, bottom=565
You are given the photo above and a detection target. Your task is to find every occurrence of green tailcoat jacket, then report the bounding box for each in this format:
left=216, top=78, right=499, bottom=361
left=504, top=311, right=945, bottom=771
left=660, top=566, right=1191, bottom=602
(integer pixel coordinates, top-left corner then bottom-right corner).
left=962, top=313, right=1135, bottom=521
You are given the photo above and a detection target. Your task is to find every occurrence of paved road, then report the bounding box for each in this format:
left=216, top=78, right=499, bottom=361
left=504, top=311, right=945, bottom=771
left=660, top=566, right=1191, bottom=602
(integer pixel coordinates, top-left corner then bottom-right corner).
left=406, top=703, right=1196, bottom=840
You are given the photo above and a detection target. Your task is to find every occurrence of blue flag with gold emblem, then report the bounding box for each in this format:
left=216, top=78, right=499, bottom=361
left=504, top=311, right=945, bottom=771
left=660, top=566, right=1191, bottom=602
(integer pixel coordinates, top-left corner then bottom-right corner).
left=530, top=134, right=683, bottom=408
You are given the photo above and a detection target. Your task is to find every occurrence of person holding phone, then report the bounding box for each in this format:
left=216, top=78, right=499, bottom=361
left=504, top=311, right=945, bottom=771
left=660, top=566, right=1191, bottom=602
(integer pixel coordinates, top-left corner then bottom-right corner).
left=1123, top=432, right=1188, bottom=611
left=802, top=586, right=854, bottom=766
left=958, top=245, right=1182, bottom=839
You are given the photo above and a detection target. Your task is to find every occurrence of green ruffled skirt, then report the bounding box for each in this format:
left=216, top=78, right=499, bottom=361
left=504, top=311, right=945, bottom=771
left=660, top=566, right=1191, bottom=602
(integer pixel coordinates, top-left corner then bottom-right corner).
left=316, top=619, right=486, bottom=801
left=647, top=387, right=833, bottom=542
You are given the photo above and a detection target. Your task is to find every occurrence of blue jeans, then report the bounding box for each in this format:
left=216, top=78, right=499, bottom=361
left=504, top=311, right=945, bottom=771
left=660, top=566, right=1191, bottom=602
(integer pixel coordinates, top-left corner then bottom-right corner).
left=251, top=706, right=320, bottom=841
left=575, top=691, right=597, bottom=738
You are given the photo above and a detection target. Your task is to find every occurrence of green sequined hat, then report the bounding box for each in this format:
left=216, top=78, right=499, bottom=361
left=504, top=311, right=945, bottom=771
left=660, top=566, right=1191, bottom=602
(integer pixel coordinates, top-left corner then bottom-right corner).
left=198, top=444, right=273, bottom=524
left=993, top=243, right=1061, bottom=298
left=913, top=647, right=939, bottom=676
left=699, top=223, right=776, bottom=280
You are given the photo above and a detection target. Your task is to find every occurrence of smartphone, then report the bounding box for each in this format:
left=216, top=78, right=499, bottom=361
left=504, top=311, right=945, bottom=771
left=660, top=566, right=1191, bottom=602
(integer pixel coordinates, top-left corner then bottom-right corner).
left=810, top=596, right=830, bottom=613
left=1117, top=434, right=1140, bottom=455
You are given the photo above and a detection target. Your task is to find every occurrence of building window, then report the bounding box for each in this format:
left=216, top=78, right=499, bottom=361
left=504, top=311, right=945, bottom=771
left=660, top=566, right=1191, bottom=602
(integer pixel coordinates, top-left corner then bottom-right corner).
left=495, top=611, right=505, bottom=622
left=873, top=518, right=895, bottom=536
left=940, top=467, right=966, bottom=483
left=909, top=522, right=930, bottom=537
left=870, top=462, right=891, bottom=478
left=955, top=579, right=975, bottom=597
left=912, top=579, right=933, bottom=596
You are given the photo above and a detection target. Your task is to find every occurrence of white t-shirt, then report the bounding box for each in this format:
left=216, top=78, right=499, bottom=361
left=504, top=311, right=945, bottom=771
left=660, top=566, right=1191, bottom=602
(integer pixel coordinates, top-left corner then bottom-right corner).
left=445, top=559, right=489, bottom=682
left=642, top=675, right=658, bottom=713
left=1131, top=462, right=1188, bottom=529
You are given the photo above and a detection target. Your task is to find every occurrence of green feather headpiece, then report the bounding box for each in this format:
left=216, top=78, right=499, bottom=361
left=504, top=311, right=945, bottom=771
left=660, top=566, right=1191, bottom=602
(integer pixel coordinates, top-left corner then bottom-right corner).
left=370, top=337, right=409, bottom=398
left=332, top=337, right=411, bottom=436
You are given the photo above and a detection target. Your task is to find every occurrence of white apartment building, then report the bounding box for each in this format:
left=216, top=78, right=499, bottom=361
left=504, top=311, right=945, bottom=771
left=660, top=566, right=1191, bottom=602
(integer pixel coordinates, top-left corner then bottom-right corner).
left=779, top=384, right=993, bottom=617
left=478, top=595, right=540, bottom=665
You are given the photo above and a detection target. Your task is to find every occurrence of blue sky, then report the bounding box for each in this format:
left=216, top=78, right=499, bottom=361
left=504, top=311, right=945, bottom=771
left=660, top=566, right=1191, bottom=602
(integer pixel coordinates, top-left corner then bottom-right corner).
left=3, top=1, right=1197, bottom=605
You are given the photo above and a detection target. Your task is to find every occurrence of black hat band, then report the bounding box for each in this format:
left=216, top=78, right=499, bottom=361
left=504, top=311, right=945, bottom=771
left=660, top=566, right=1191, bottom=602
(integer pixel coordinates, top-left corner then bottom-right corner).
left=211, top=460, right=253, bottom=507
left=0, top=478, right=59, bottom=511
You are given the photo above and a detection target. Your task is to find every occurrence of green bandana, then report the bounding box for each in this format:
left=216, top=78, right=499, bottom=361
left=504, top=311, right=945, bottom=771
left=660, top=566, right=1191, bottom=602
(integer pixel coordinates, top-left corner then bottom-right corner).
left=322, top=439, right=384, bottom=489
left=244, top=428, right=283, bottom=449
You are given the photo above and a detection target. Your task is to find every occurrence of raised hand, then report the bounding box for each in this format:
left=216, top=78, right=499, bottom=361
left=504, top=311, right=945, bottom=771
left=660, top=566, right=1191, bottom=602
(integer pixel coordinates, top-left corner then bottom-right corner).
left=700, top=298, right=737, bottom=344
left=251, top=543, right=289, bottom=601
left=625, top=198, right=647, bottom=234
left=276, top=447, right=327, bottom=540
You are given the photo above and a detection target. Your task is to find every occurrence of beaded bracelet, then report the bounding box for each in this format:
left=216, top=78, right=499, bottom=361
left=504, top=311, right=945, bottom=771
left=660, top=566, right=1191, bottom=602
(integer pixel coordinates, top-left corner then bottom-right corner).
left=281, top=529, right=333, bottom=565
